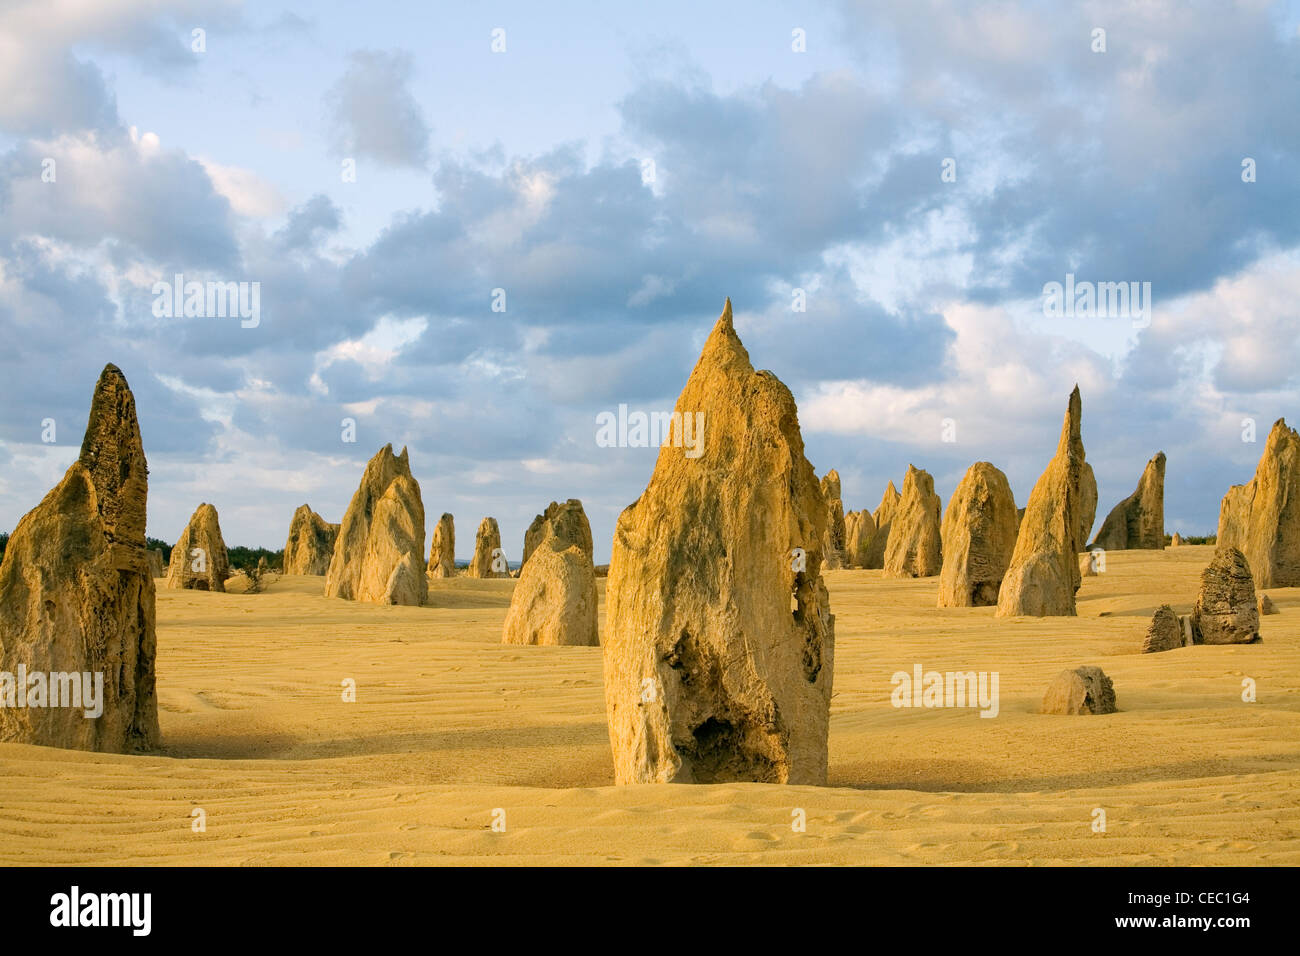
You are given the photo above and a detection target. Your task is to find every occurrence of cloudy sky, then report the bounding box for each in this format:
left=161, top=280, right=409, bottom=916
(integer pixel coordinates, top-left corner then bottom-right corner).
left=1, top=0, right=1298, bottom=563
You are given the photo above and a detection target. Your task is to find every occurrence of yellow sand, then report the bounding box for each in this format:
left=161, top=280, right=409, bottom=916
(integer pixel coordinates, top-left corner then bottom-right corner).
left=1, top=544, right=1297, bottom=865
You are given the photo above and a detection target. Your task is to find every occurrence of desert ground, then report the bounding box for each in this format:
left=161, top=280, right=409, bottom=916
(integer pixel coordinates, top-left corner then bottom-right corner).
left=0, top=543, right=1296, bottom=866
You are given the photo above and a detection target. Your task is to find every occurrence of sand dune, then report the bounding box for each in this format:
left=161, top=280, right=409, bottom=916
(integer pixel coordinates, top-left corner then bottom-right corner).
left=1, top=545, right=1297, bottom=865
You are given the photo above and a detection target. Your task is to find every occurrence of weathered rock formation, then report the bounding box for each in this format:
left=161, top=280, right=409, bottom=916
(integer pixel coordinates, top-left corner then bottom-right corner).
left=427, top=512, right=456, bottom=578
left=844, top=509, right=875, bottom=569
left=1091, top=452, right=1166, bottom=551
left=1170, top=532, right=1184, bottom=547
left=1079, top=552, right=1098, bottom=577
left=323, top=444, right=427, bottom=605
left=1259, top=593, right=1276, bottom=615
left=165, top=503, right=230, bottom=592
left=283, top=505, right=339, bottom=575
left=1041, top=666, right=1117, bottom=715
left=0, top=364, right=160, bottom=751
left=864, top=481, right=900, bottom=569
left=603, top=299, right=835, bottom=786
left=522, top=500, right=593, bottom=569
left=1218, top=486, right=1247, bottom=551
left=820, top=470, right=847, bottom=570
left=1079, top=462, right=1098, bottom=552
left=502, top=527, right=599, bottom=647
left=883, top=465, right=942, bottom=578
left=937, top=462, right=1018, bottom=606
left=148, top=549, right=164, bottom=577
left=1142, top=604, right=1184, bottom=653
left=996, top=387, right=1093, bottom=617
left=466, top=517, right=504, bottom=578
left=1217, top=419, right=1300, bottom=589
left=1191, top=546, right=1260, bottom=644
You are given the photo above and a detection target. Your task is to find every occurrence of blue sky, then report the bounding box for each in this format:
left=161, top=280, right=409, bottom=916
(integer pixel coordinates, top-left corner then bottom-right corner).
left=1, top=0, right=1299, bottom=563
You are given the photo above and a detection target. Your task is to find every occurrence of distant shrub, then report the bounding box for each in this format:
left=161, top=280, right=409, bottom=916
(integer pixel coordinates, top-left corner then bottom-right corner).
left=242, top=556, right=271, bottom=594
left=0, top=533, right=286, bottom=573
left=146, top=536, right=172, bottom=564
left=227, top=546, right=284, bottom=573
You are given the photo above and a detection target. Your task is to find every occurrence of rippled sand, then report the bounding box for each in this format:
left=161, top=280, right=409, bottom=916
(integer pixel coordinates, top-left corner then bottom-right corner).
left=2, top=544, right=1296, bottom=865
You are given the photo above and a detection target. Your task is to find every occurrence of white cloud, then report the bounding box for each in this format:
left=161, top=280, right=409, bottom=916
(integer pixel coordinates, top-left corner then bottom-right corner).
left=311, top=315, right=428, bottom=386
left=198, top=158, right=286, bottom=219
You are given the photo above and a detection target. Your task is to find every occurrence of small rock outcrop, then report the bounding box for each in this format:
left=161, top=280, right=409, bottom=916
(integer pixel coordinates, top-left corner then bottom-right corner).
left=0, top=364, right=160, bottom=751
left=603, top=299, right=834, bottom=786
left=148, top=549, right=164, bottom=577
left=165, top=503, right=230, bottom=592
left=283, top=505, right=339, bottom=575
left=996, top=387, right=1093, bottom=617
left=864, top=481, right=900, bottom=569
left=427, top=513, right=456, bottom=578
left=1142, top=604, right=1184, bottom=653
left=466, top=517, right=505, bottom=578
left=1091, top=452, right=1166, bottom=551
left=522, top=500, right=593, bottom=569
left=844, top=509, right=875, bottom=569
left=502, top=516, right=599, bottom=647
left=844, top=511, right=859, bottom=567
left=1217, top=419, right=1300, bottom=589
left=883, top=465, right=942, bottom=578
left=1041, top=666, right=1117, bottom=715
left=820, top=470, right=847, bottom=570
left=323, top=444, right=427, bottom=605
left=1191, top=546, right=1260, bottom=644
left=1170, top=532, right=1184, bottom=547
left=938, top=462, right=1018, bottom=606
left=1259, top=593, right=1277, bottom=615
